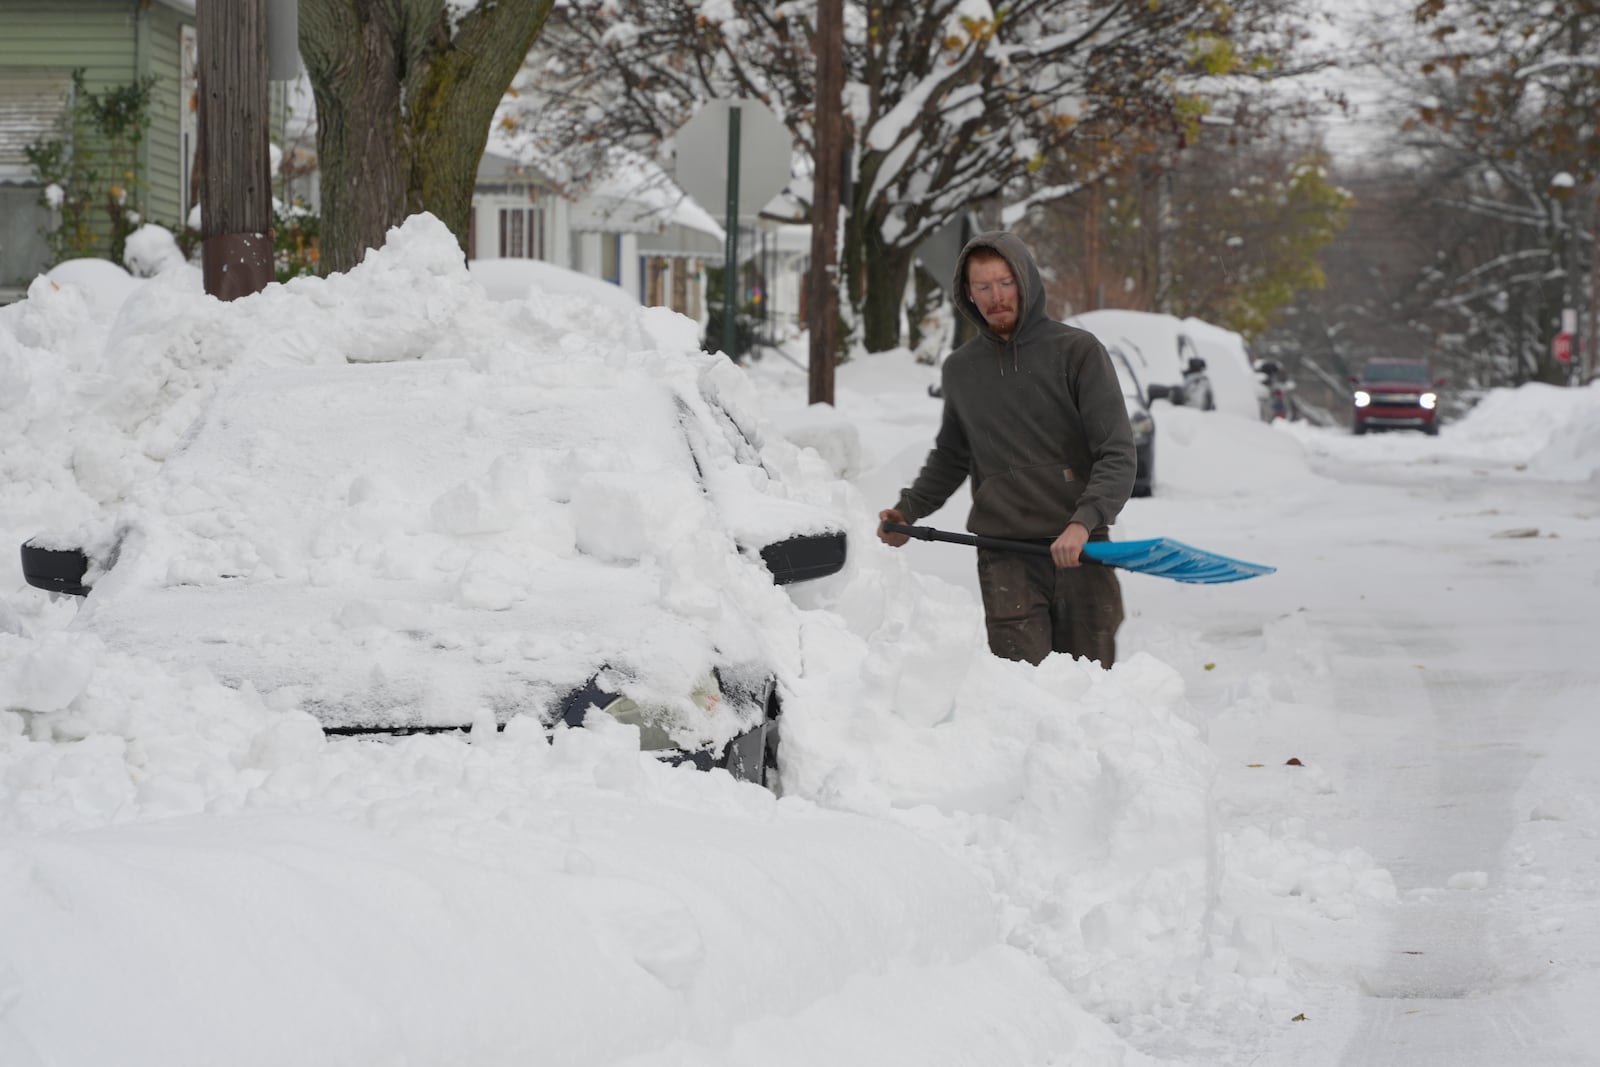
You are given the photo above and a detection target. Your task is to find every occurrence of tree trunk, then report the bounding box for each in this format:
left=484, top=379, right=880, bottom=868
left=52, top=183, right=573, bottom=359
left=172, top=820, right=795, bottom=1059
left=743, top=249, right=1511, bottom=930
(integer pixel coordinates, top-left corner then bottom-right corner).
left=400, top=3, right=554, bottom=246
left=299, top=0, right=554, bottom=276
left=299, top=1, right=405, bottom=275
left=860, top=230, right=912, bottom=354
left=839, top=145, right=914, bottom=354
left=842, top=214, right=915, bottom=354
left=841, top=194, right=867, bottom=331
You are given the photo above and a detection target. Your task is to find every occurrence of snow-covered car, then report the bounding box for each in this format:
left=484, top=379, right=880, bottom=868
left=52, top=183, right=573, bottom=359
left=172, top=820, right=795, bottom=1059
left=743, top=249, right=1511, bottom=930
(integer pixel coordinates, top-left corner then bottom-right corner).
left=1068, top=309, right=1215, bottom=412
left=1254, top=359, right=1302, bottom=422
left=1105, top=342, right=1156, bottom=497
left=20, top=351, right=846, bottom=789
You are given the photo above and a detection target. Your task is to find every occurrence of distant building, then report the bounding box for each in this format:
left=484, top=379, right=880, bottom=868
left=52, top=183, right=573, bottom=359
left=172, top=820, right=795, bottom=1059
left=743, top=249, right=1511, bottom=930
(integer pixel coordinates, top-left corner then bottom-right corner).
left=0, top=0, right=199, bottom=301
left=471, top=142, right=725, bottom=324
left=469, top=150, right=574, bottom=271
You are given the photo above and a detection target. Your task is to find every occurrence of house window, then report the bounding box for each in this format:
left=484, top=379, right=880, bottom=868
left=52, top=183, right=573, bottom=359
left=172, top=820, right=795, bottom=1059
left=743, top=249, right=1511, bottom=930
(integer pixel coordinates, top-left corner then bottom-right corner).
left=600, top=233, right=621, bottom=284
left=498, top=207, right=545, bottom=259
left=644, top=257, right=668, bottom=307
left=671, top=259, right=690, bottom=315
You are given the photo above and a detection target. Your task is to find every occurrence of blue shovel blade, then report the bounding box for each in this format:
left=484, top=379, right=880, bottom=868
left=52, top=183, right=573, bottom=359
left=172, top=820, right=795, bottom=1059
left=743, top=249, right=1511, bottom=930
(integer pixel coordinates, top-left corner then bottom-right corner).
left=1082, top=538, right=1275, bottom=584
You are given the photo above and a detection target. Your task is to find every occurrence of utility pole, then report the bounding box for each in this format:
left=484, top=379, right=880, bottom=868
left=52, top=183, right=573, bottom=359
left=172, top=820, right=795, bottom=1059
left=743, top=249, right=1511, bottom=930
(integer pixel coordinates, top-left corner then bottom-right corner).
left=806, top=0, right=844, bottom=406
left=720, top=106, right=743, bottom=362
left=197, top=0, right=274, bottom=300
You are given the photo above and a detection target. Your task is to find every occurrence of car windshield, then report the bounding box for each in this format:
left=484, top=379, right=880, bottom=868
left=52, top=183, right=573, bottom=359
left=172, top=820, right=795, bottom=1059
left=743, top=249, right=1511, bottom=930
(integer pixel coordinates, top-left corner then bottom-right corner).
left=1363, top=362, right=1431, bottom=383
left=1107, top=346, right=1144, bottom=404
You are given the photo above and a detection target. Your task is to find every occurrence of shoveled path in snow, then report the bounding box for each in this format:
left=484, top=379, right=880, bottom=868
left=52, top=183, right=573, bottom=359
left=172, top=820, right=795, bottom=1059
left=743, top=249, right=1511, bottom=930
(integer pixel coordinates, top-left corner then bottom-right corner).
left=1132, top=433, right=1600, bottom=1065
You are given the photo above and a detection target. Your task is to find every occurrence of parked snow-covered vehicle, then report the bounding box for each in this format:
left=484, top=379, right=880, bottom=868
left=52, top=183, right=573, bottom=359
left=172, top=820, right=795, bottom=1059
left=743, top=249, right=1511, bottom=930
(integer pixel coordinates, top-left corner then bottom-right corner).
left=21, top=348, right=846, bottom=790
left=1066, top=310, right=1263, bottom=422
left=1104, top=342, right=1157, bottom=497
left=1068, top=309, right=1214, bottom=413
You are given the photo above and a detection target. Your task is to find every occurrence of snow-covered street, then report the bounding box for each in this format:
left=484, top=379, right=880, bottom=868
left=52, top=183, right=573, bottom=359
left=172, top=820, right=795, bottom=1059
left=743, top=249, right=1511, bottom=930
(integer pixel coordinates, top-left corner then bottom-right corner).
left=1189, top=424, right=1600, bottom=1065
left=3, top=225, right=1599, bottom=1064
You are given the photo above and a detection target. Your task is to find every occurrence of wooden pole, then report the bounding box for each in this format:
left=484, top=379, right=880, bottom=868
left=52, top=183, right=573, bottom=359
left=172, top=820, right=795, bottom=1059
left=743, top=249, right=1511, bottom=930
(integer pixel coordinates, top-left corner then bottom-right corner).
left=197, top=0, right=274, bottom=300
left=807, top=0, right=844, bottom=406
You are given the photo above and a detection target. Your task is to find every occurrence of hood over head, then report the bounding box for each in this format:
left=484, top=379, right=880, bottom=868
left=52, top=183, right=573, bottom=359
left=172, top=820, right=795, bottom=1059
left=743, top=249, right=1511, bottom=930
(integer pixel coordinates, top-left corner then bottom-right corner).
left=952, top=231, right=1049, bottom=343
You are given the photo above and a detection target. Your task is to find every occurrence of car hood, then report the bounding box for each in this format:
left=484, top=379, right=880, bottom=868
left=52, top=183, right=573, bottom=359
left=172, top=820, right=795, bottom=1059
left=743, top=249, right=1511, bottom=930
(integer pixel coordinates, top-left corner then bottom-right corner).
left=1360, top=379, right=1431, bottom=389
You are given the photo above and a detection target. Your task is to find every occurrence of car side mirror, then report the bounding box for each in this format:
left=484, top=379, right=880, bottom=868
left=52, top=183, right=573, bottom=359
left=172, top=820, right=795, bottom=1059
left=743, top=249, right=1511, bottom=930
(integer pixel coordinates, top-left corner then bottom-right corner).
left=20, top=540, right=92, bottom=597
left=759, top=531, right=847, bottom=585
left=1187, top=357, right=1207, bottom=374
left=1148, top=383, right=1185, bottom=406
left=927, top=383, right=943, bottom=398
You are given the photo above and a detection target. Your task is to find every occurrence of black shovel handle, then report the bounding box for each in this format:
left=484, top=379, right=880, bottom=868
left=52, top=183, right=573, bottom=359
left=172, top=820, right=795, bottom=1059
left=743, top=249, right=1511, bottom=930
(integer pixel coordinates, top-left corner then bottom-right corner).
left=880, top=522, right=1052, bottom=558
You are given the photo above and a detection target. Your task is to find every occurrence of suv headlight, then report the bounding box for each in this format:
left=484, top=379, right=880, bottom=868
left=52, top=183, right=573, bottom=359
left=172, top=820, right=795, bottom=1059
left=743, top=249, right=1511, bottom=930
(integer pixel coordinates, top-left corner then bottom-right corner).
left=1353, top=390, right=1372, bottom=407
left=1420, top=391, right=1438, bottom=410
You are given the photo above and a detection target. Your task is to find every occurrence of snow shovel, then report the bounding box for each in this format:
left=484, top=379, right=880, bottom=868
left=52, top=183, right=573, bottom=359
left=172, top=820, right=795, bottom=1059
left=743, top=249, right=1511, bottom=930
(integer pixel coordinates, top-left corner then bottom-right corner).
left=880, top=522, right=1275, bottom=585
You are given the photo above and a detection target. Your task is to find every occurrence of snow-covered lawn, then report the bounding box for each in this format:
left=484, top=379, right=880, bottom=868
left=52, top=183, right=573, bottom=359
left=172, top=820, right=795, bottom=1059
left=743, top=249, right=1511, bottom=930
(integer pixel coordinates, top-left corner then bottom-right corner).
left=3, top=215, right=1598, bottom=1065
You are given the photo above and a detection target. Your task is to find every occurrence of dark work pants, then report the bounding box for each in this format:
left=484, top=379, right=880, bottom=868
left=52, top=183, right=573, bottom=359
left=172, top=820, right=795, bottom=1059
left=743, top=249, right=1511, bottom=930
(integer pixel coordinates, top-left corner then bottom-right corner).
left=975, top=547, right=1124, bottom=667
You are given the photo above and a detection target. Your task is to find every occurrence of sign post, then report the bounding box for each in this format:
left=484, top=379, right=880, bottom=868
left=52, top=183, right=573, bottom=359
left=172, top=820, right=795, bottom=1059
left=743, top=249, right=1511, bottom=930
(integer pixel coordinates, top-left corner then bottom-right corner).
left=720, top=108, right=742, bottom=360
left=675, top=100, right=792, bottom=361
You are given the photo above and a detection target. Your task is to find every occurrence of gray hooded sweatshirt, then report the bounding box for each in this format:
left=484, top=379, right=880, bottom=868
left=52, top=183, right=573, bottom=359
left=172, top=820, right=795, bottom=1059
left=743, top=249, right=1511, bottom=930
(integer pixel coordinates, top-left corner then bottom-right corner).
left=895, top=231, right=1136, bottom=540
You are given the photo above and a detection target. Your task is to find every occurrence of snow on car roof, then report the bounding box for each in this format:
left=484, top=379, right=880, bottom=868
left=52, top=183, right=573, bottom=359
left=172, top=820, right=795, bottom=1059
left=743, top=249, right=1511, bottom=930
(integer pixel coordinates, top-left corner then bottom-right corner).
left=1070, top=308, right=1261, bottom=420
left=1067, top=308, right=1187, bottom=383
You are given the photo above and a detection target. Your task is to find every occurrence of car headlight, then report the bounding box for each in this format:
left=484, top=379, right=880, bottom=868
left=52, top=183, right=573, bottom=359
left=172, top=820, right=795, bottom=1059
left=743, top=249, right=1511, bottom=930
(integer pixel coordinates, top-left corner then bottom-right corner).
left=1420, top=391, right=1437, bottom=410
left=591, top=675, right=722, bottom=752
left=1353, top=390, right=1371, bottom=407
left=593, top=694, right=677, bottom=750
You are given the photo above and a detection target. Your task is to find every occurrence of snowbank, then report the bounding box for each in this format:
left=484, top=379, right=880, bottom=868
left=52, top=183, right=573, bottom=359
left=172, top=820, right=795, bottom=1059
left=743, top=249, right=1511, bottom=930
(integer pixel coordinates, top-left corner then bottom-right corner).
left=0, top=215, right=1218, bottom=1064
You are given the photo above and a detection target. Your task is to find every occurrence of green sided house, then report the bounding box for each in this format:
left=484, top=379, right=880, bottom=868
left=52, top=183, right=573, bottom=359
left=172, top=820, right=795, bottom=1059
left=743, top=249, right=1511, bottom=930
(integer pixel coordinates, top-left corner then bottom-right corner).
left=0, top=0, right=198, bottom=302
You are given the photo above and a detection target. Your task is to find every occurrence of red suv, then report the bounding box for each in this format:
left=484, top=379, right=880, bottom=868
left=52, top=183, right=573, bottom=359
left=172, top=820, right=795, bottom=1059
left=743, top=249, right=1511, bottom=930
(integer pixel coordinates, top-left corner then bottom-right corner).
left=1351, top=359, right=1445, bottom=436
